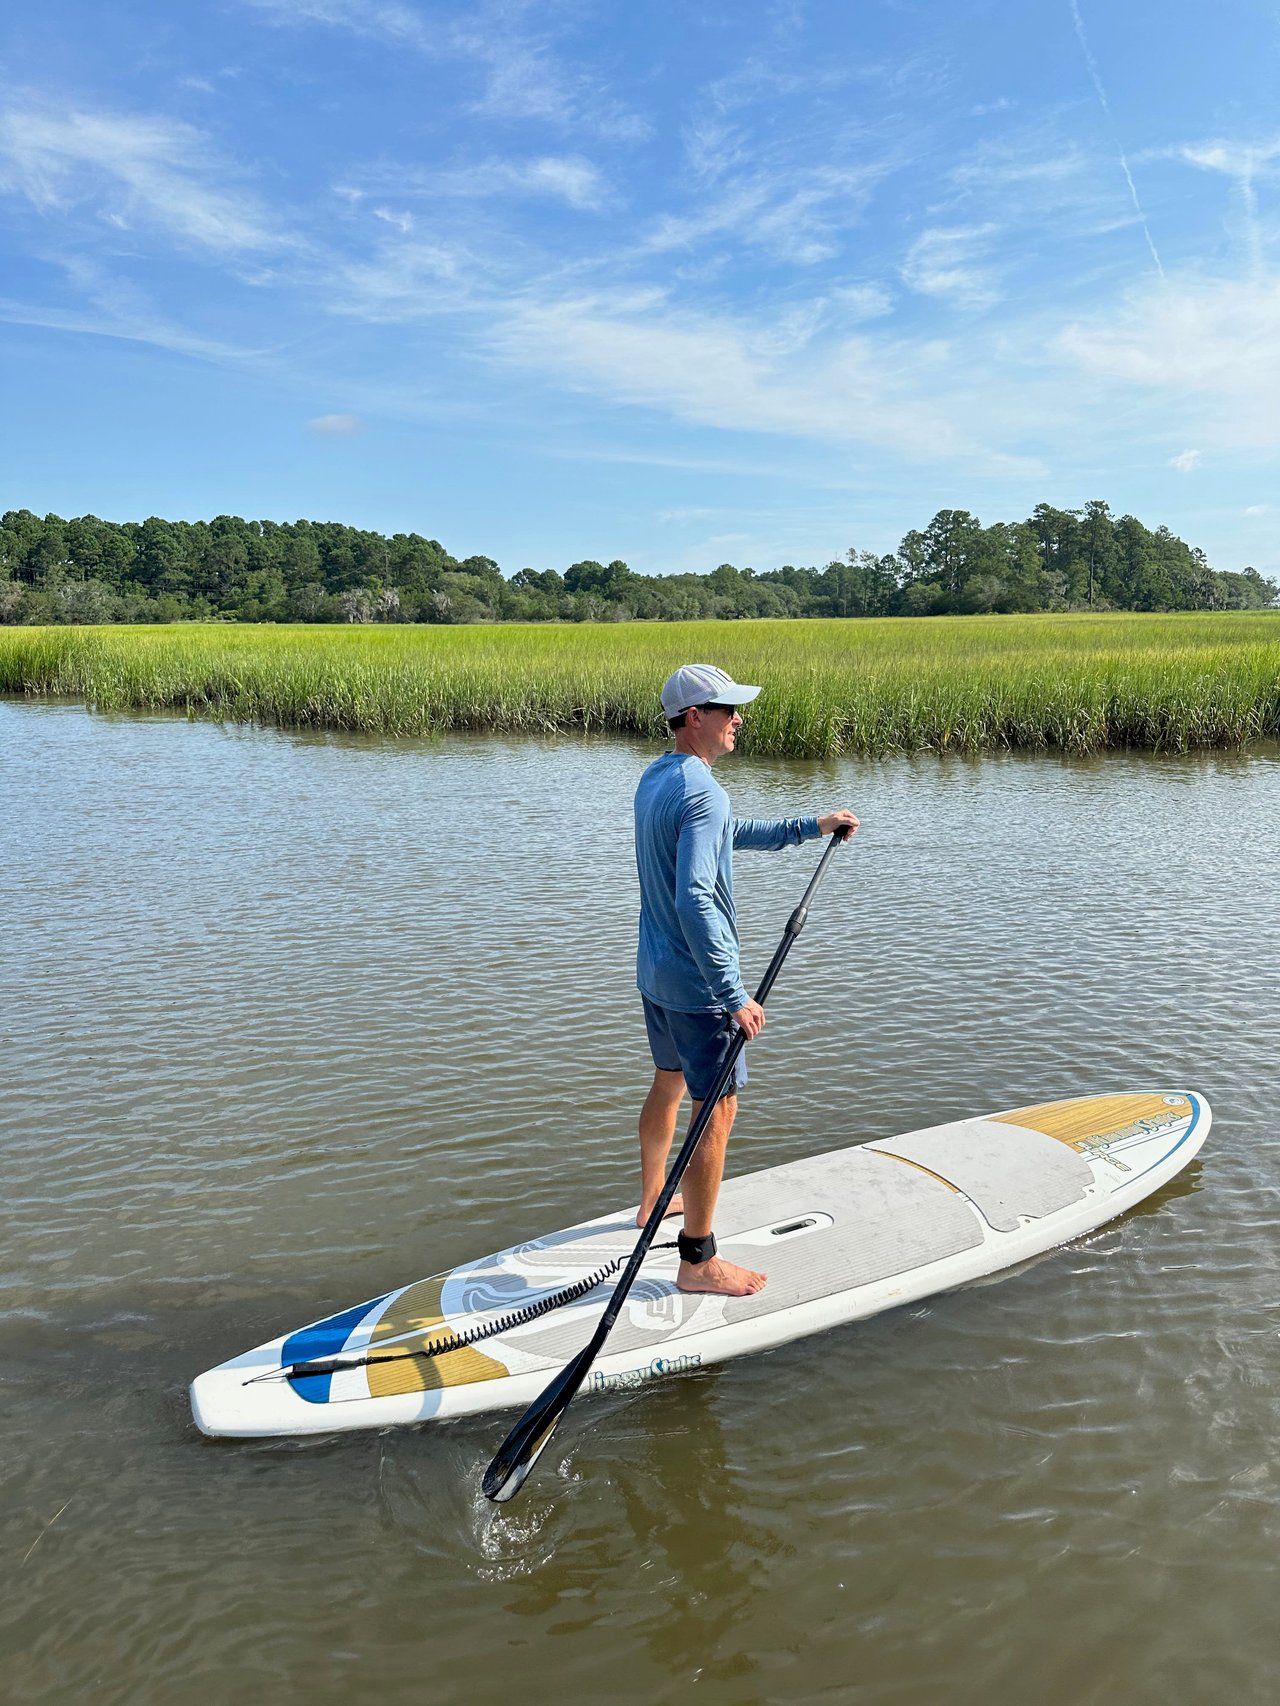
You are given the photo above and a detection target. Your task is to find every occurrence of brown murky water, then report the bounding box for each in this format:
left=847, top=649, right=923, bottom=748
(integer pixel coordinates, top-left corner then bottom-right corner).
left=2, top=700, right=1278, bottom=1705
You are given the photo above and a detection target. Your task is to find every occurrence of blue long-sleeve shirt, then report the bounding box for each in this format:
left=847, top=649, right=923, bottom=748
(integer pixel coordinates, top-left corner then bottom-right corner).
left=634, top=751, right=820, bottom=1014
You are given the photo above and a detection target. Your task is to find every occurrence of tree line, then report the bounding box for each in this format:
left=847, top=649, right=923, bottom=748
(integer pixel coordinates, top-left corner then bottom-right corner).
left=1, top=502, right=1274, bottom=626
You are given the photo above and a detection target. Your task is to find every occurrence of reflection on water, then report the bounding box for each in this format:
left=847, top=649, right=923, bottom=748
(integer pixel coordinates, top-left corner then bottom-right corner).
left=2, top=700, right=1278, bottom=1706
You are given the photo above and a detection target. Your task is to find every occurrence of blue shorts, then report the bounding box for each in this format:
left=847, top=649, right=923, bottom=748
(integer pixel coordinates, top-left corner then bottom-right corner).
left=641, top=995, right=748, bottom=1102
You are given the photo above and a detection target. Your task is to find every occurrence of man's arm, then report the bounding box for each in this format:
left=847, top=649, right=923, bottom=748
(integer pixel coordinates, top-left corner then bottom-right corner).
left=733, top=808, right=859, bottom=849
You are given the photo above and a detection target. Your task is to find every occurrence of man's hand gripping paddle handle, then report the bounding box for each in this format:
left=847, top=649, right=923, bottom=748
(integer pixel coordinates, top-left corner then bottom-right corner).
left=481, top=825, right=852, bottom=1504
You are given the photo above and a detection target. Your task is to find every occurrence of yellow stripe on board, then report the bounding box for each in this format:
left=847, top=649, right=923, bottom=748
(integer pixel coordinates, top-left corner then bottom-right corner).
left=364, top=1272, right=511, bottom=1395
left=993, top=1093, right=1190, bottom=1148
left=366, top=1339, right=510, bottom=1398
left=368, top=1276, right=448, bottom=1342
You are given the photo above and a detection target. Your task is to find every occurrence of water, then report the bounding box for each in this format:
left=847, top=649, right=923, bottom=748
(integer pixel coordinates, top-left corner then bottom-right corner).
left=2, top=699, right=1278, bottom=1705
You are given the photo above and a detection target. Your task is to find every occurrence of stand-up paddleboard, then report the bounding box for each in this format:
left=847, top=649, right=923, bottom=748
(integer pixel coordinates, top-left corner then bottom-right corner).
left=191, top=1091, right=1208, bottom=1439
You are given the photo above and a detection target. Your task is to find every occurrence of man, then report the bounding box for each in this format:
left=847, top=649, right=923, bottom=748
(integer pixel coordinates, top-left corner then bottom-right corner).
left=633, top=662, right=859, bottom=1298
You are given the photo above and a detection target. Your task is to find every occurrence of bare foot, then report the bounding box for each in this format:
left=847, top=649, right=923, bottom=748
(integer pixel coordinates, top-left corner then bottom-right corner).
left=635, top=1192, right=684, bottom=1227
left=676, top=1255, right=767, bottom=1296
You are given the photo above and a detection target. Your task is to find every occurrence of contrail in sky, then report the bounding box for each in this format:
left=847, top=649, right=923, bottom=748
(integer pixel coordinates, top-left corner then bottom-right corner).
left=1069, top=0, right=1165, bottom=278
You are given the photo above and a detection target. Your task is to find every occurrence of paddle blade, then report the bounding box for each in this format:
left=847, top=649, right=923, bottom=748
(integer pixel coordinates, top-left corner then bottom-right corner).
left=482, top=1339, right=597, bottom=1503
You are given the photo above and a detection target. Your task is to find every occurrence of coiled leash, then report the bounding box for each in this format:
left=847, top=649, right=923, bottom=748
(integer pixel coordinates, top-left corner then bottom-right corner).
left=249, top=1240, right=681, bottom=1385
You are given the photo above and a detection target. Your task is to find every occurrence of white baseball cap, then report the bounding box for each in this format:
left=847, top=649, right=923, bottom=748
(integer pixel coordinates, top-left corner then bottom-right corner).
left=660, top=663, right=761, bottom=719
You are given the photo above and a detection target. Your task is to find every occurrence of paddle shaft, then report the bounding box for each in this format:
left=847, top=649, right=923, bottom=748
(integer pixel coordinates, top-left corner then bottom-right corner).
left=482, top=825, right=850, bottom=1501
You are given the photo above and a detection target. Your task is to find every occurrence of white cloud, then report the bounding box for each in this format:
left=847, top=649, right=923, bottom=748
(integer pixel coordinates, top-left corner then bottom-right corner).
left=674, top=57, right=860, bottom=192
left=241, top=0, right=647, bottom=138
left=1170, top=449, right=1202, bottom=472
left=830, top=284, right=894, bottom=320
left=665, top=54, right=907, bottom=253
left=938, top=127, right=1156, bottom=256
left=1244, top=503, right=1270, bottom=516
left=307, top=413, right=363, bottom=433
left=345, top=154, right=609, bottom=212
left=1057, top=273, right=1280, bottom=448
left=0, top=102, right=280, bottom=253
left=1175, top=137, right=1280, bottom=272
left=486, top=288, right=988, bottom=460
left=0, top=251, right=263, bottom=360
left=329, top=238, right=468, bottom=321
left=452, top=22, right=644, bottom=137
left=642, top=160, right=892, bottom=266
left=242, top=0, right=428, bottom=47
left=949, top=144, right=1087, bottom=191
left=1178, top=138, right=1280, bottom=177
left=901, top=224, right=1002, bottom=308
left=512, top=156, right=608, bottom=210
left=682, top=114, right=749, bottom=187
left=0, top=293, right=257, bottom=360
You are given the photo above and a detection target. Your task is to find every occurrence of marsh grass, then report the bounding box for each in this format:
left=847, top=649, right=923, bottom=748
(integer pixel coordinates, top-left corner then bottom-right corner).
left=2, top=615, right=1278, bottom=757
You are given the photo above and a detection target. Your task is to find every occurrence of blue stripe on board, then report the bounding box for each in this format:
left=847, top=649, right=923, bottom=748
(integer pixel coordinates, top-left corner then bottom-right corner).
left=283, top=1293, right=391, bottom=1405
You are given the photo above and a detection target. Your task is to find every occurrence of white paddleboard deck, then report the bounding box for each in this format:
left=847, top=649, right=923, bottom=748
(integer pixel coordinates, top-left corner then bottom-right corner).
left=191, top=1091, right=1209, bottom=1438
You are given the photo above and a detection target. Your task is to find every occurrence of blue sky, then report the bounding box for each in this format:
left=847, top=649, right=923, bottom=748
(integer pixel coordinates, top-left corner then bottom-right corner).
left=1, top=0, right=1278, bottom=577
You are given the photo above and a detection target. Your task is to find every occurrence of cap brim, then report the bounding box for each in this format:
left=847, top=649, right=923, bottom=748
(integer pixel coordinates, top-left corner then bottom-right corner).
left=662, top=681, right=762, bottom=715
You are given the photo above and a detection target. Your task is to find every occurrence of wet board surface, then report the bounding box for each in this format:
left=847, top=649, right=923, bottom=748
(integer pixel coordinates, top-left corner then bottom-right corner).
left=191, top=1091, right=1209, bottom=1437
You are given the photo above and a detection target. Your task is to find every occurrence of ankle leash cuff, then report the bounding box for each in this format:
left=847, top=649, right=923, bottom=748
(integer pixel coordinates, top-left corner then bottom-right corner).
left=677, top=1230, right=717, bottom=1266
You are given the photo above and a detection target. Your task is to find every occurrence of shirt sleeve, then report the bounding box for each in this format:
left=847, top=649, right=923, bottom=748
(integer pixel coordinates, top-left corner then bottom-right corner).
left=732, top=814, right=821, bottom=850
left=675, top=785, right=750, bottom=1011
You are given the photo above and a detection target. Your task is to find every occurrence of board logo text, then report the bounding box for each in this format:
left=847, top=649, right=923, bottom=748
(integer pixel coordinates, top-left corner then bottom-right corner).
left=589, top=1353, right=702, bottom=1393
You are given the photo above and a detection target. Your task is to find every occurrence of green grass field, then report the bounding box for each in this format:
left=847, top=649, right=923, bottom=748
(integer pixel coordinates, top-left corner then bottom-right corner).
left=2, top=614, right=1278, bottom=757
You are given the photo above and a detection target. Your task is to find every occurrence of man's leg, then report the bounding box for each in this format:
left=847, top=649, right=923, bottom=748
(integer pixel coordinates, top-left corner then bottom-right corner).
left=637, top=1068, right=687, bottom=1226
left=676, top=1090, right=766, bottom=1297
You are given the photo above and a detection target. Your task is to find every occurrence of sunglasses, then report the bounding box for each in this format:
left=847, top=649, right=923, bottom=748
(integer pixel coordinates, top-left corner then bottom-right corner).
left=695, top=702, right=740, bottom=715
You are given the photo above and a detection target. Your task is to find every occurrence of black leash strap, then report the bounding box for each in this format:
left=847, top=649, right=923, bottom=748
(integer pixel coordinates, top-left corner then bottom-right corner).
left=247, top=1241, right=680, bottom=1386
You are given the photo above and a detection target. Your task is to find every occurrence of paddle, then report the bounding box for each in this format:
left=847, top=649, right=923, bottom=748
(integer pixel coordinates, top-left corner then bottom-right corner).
left=482, top=824, right=852, bottom=1503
